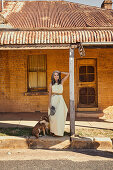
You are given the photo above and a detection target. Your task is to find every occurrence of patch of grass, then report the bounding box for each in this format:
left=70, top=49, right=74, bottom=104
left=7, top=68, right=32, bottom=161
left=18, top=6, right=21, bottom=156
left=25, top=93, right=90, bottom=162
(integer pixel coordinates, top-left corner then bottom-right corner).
left=75, top=128, right=113, bottom=138
left=0, top=128, right=32, bottom=136
left=0, top=128, right=71, bottom=137
left=0, top=127, right=113, bottom=138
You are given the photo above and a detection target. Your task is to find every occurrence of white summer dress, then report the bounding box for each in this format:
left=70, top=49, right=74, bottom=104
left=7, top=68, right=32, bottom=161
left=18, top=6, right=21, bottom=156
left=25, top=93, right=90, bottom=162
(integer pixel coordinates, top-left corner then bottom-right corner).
left=48, top=83, right=68, bottom=136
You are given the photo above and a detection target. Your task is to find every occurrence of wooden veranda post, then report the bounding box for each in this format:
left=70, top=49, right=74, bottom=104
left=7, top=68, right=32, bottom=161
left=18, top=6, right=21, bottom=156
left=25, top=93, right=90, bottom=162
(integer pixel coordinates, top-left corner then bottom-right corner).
left=69, top=47, right=75, bottom=135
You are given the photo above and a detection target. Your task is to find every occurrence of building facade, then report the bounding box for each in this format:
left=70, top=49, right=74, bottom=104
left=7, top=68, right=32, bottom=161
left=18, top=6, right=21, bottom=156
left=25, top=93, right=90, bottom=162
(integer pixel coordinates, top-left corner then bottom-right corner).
left=0, top=1, right=113, bottom=117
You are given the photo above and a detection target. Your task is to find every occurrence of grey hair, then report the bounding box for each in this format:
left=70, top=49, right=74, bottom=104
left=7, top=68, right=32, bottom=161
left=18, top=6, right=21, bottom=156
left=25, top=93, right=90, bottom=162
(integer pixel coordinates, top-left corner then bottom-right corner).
left=51, top=70, right=61, bottom=85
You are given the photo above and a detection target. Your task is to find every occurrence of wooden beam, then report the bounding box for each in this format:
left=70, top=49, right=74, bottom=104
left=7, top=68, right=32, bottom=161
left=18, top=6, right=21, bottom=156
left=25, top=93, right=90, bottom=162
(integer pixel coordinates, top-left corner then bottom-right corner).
left=69, top=47, right=75, bottom=136
left=0, top=44, right=77, bottom=50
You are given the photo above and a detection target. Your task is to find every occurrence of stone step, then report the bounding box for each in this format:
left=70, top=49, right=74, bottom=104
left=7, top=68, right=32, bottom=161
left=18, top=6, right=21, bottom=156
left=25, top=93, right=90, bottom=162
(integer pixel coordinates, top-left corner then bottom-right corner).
left=76, top=111, right=104, bottom=118
left=71, top=135, right=113, bottom=149
left=0, top=136, right=70, bottom=150
left=0, top=135, right=112, bottom=150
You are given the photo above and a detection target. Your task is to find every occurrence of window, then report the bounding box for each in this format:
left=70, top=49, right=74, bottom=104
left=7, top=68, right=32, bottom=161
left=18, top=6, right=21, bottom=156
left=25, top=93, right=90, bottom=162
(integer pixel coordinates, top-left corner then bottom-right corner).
left=28, top=55, right=47, bottom=92
left=79, top=87, right=95, bottom=105
left=79, top=66, right=94, bottom=82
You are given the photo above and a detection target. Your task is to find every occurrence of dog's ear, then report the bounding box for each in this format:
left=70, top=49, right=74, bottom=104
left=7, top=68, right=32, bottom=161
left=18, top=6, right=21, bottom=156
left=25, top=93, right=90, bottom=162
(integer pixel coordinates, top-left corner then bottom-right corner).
left=40, top=116, right=43, bottom=120
left=41, top=115, right=45, bottom=119
left=40, top=115, right=49, bottom=122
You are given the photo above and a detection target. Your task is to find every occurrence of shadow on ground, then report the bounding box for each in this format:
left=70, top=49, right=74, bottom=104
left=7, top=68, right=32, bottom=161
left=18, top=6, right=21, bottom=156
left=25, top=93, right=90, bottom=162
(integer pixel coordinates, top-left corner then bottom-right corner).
left=73, top=149, right=113, bottom=159
left=0, top=112, right=45, bottom=121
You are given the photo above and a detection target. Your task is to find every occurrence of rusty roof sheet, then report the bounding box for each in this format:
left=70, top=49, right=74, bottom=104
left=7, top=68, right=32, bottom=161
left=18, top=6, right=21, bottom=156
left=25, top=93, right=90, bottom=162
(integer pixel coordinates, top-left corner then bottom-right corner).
left=0, top=1, right=113, bottom=29
left=0, top=29, right=113, bottom=45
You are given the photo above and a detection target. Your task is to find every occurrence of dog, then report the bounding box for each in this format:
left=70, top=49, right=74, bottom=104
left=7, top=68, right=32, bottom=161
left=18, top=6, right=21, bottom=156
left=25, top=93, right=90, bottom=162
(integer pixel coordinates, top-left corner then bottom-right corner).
left=32, top=115, right=50, bottom=138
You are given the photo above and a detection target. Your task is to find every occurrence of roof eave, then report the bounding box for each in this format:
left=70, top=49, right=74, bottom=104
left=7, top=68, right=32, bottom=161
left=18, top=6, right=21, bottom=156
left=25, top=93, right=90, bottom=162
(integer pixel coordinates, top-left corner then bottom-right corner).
left=0, top=26, right=113, bottom=31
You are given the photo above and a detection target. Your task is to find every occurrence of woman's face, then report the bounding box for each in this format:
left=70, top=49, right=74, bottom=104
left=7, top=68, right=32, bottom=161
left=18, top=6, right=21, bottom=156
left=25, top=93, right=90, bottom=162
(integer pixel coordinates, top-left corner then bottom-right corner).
left=54, top=72, right=59, bottom=82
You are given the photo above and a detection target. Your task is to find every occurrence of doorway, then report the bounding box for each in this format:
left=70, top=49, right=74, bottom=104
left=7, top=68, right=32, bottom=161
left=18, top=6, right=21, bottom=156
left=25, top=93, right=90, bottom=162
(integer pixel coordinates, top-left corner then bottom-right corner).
left=77, top=58, right=98, bottom=108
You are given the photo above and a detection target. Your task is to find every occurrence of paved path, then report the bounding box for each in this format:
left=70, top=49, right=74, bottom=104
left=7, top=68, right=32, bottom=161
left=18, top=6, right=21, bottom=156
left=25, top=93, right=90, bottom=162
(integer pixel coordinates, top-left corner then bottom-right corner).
left=0, top=112, right=112, bottom=131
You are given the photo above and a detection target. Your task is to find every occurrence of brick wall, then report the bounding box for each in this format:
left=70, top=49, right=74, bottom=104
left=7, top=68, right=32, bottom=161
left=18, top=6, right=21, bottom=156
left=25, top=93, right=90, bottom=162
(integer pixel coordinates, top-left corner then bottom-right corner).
left=0, top=48, right=113, bottom=112
left=97, top=48, right=113, bottom=110
left=0, top=49, right=69, bottom=112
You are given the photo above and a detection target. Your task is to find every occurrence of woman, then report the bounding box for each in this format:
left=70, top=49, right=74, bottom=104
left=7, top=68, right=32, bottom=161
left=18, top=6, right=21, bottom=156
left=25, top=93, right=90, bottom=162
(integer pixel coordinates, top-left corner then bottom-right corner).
left=48, top=70, right=69, bottom=136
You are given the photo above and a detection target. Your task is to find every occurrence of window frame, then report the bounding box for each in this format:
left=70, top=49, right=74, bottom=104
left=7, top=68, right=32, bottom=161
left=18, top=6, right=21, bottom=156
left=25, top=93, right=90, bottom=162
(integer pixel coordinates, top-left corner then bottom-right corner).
left=27, top=54, right=47, bottom=92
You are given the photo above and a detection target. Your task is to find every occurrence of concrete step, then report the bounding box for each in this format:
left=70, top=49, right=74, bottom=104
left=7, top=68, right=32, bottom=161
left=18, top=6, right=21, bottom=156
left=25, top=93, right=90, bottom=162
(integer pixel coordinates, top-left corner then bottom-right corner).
left=76, top=111, right=104, bottom=118
left=0, top=135, right=112, bottom=150
left=71, top=135, right=113, bottom=149
left=0, top=136, right=70, bottom=150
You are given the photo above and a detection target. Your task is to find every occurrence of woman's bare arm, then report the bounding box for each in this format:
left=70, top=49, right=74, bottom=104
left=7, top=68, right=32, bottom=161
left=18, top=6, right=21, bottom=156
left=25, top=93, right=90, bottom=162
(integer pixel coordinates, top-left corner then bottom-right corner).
left=48, top=83, right=52, bottom=108
left=61, top=72, right=70, bottom=85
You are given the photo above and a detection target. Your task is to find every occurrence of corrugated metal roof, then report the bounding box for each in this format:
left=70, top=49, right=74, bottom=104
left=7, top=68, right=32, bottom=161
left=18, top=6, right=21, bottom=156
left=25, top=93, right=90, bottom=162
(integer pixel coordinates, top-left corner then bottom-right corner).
left=0, top=30, right=113, bottom=45
left=1, top=1, right=113, bottom=28
left=0, top=1, right=113, bottom=46
left=0, top=1, right=1, bottom=12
